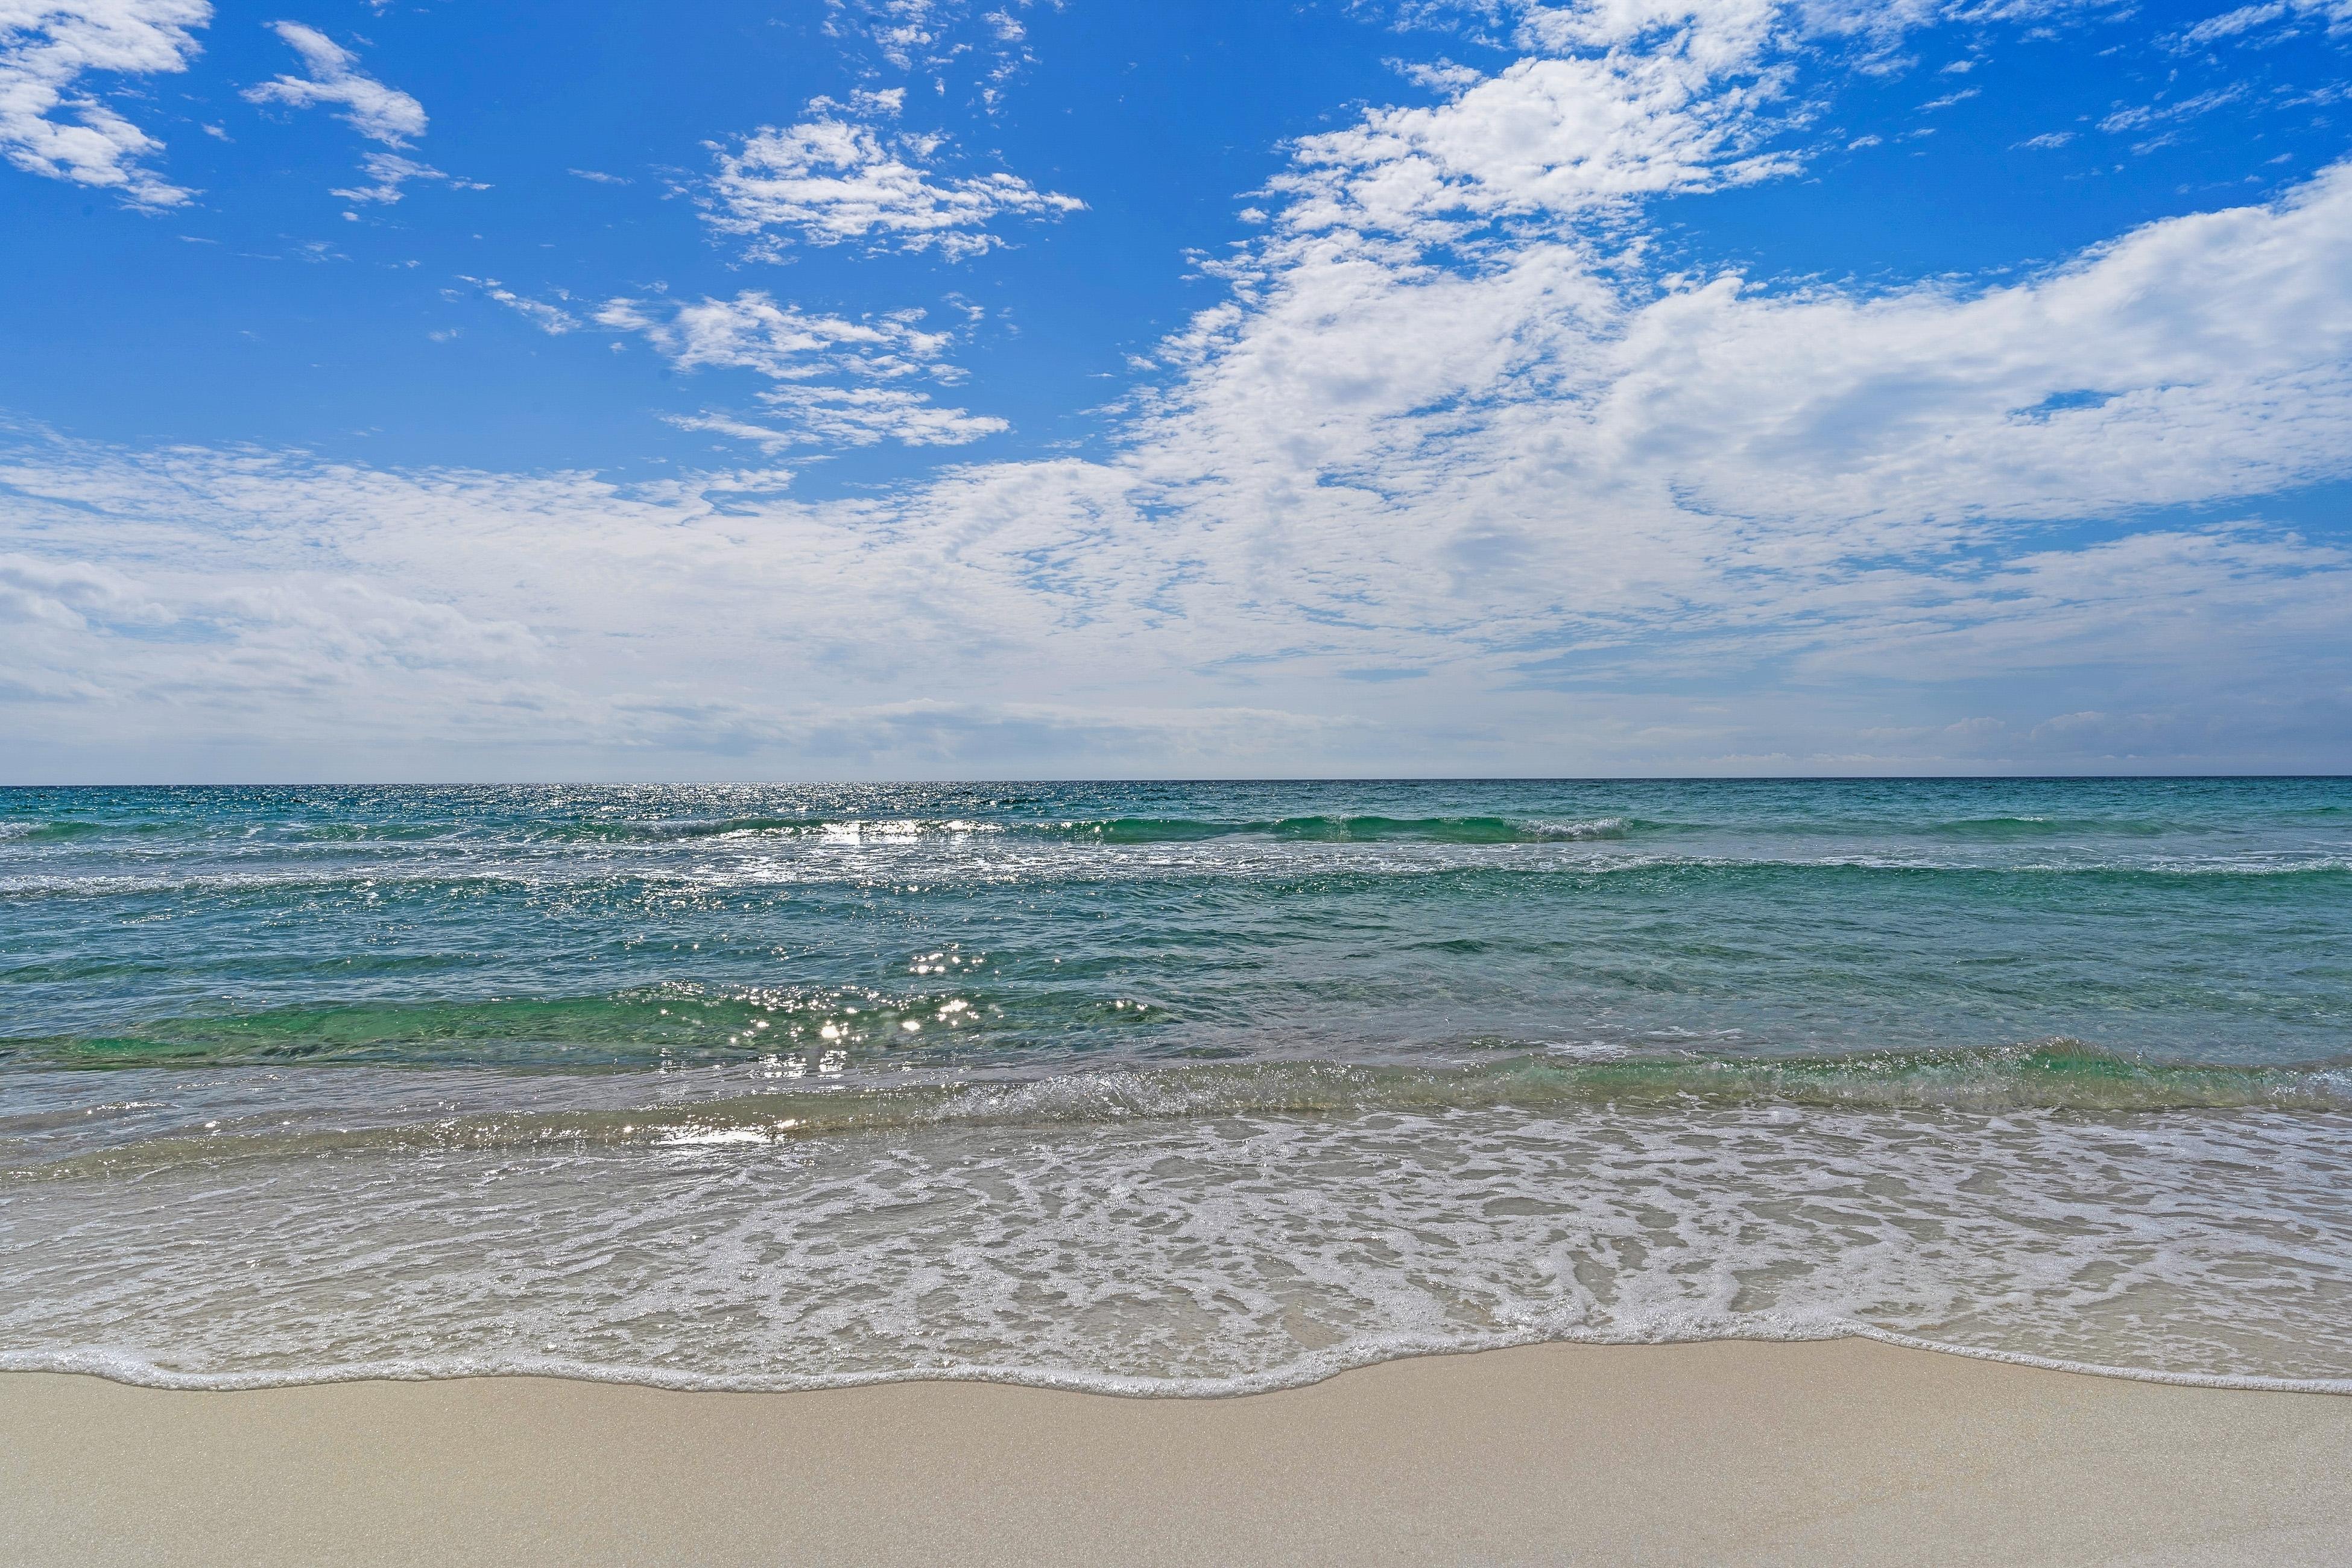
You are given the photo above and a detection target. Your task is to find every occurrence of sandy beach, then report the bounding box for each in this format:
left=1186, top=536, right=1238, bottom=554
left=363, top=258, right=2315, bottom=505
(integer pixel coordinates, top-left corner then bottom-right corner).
left=4, top=1338, right=2348, bottom=1566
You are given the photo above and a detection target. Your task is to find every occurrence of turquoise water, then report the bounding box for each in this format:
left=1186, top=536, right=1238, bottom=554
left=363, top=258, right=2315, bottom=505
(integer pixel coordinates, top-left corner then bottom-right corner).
left=4, top=779, right=2351, bottom=1391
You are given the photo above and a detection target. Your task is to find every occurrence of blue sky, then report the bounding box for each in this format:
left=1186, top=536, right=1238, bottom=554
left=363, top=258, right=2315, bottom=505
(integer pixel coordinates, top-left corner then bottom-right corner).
left=4, top=0, right=2350, bottom=779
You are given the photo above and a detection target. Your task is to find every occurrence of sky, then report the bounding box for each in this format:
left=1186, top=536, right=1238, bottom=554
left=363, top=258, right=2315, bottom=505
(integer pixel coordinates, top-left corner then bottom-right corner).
left=2, top=0, right=2350, bottom=781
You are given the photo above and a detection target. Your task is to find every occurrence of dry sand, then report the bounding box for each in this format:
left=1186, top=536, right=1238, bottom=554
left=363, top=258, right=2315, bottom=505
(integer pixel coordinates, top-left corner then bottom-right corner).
left=4, top=1338, right=2349, bottom=1566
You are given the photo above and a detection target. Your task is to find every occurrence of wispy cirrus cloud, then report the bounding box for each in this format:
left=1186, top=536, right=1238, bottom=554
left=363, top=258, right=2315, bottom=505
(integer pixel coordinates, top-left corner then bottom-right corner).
left=2098, top=84, right=2244, bottom=136
left=460, top=275, right=581, bottom=334
left=244, top=21, right=422, bottom=143
left=244, top=21, right=472, bottom=207
left=333, top=148, right=482, bottom=205
left=0, top=0, right=211, bottom=206
left=2171, top=1, right=2351, bottom=49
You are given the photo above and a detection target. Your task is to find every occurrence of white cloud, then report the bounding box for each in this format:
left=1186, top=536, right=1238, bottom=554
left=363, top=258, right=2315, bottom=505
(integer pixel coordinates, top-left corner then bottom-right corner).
left=845, top=85, right=905, bottom=117
left=0, top=550, right=169, bottom=629
left=2181, top=2, right=2288, bottom=42
left=1274, top=14, right=1798, bottom=243
left=1392, top=56, right=1485, bottom=92
left=2098, top=84, right=2243, bottom=136
left=824, top=0, right=1040, bottom=89
left=0, top=443, right=1207, bottom=770
left=593, top=292, right=955, bottom=379
left=830, top=0, right=944, bottom=69
left=245, top=25, right=479, bottom=209
left=1783, top=527, right=2352, bottom=683
left=332, top=149, right=480, bottom=206
left=595, top=292, right=1004, bottom=447
left=702, top=110, right=1083, bottom=261
left=2173, top=1, right=2351, bottom=46
left=244, top=21, right=425, bottom=144
left=466, top=276, right=580, bottom=334
left=462, top=284, right=1002, bottom=447
left=0, top=463, right=543, bottom=736
left=1577, top=165, right=2352, bottom=526
left=1502, top=0, right=1785, bottom=62
left=1076, top=151, right=2352, bottom=700
left=735, top=385, right=1008, bottom=447
left=0, top=0, right=210, bottom=206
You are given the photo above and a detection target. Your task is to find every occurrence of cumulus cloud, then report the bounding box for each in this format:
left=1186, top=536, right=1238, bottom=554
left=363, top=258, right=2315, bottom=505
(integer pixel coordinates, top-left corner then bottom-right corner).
left=244, top=21, right=424, bottom=144
left=702, top=110, right=1083, bottom=261
left=0, top=0, right=211, bottom=206
left=1277, top=45, right=1795, bottom=241
left=1080, top=112, right=2352, bottom=703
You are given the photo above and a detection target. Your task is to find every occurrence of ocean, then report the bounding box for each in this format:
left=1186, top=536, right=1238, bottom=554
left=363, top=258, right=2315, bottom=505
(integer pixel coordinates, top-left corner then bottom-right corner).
left=3, top=778, right=2349, bottom=1394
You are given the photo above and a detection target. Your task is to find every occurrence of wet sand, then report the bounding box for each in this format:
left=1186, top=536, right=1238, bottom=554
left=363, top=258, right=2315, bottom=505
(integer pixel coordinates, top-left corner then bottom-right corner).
left=4, top=1338, right=2349, bottom=1566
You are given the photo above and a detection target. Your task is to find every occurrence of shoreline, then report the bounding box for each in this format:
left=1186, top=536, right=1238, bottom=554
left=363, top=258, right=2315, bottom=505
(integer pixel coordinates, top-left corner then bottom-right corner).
left=10, top=1324, right=2352, bottom=1399
left=7, top=1337, right=2350, bottom=1566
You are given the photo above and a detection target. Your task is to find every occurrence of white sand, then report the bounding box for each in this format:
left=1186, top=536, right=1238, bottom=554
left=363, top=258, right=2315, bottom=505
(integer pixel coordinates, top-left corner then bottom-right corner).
left=5, top=1339, right=2350, bottom=1566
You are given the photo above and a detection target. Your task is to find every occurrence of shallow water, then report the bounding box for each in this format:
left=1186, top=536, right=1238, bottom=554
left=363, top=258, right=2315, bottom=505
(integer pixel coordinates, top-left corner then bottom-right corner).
left=4, top=779, right=2349, bottom=1391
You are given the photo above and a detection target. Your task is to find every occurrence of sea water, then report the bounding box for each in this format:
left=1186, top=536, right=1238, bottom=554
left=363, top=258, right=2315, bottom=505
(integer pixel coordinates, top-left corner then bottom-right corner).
left=2, top=778, right=2348, bottom=1392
